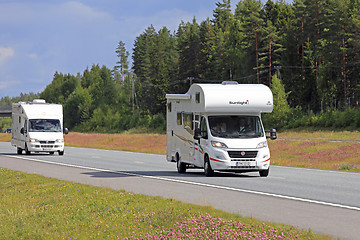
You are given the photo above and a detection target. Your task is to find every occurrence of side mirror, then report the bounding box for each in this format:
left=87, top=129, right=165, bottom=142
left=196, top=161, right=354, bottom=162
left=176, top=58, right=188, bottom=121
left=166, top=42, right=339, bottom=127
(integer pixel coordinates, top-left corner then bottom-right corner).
left=64, top=128, right=69, bottom=135
left=266, top=128, right=277, bottom=140
left=20, top=128, right=25, bottom=135
left=194, top=128, right=201, bottom=140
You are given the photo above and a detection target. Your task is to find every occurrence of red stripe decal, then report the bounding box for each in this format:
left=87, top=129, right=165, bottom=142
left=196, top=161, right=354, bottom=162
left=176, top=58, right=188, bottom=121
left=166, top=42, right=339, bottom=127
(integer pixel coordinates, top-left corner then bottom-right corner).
left=195, top=147, right=203, bottom=154
left=262, top=158, right=270, bottom=163
left=210, top=157, right=225, bottom=163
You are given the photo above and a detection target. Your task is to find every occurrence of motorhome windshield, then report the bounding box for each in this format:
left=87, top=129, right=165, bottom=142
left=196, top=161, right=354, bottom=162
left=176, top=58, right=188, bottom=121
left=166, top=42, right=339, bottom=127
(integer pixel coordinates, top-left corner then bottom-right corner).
left=209, top=116, right=264, bottom=138
left=29, top=119, right=61, bottom=132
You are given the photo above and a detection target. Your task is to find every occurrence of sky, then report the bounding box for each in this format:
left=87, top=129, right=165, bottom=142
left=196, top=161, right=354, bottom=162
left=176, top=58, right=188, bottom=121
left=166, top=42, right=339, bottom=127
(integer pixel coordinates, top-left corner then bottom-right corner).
left=0, top=0, right=291, bottom=98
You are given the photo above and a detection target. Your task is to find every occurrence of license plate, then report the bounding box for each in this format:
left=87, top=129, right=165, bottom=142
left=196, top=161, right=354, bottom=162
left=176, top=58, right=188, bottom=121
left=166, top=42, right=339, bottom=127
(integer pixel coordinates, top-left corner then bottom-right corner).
left=236, top=161, right=255, bottom=167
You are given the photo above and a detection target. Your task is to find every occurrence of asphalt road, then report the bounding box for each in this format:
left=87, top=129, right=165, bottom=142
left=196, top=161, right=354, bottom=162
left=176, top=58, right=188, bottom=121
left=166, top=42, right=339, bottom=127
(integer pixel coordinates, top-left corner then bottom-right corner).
left=0, top=142, right=359, bottom=239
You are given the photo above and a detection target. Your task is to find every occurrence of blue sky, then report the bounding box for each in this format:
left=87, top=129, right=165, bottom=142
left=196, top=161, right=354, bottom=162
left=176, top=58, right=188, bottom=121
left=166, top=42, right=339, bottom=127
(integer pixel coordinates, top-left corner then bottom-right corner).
left=0, top=0, right=291, bottom=98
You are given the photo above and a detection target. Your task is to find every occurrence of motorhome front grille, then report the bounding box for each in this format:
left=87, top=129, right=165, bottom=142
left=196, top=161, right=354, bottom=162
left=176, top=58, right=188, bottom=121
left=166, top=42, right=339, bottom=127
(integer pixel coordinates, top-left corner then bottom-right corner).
left=230, top=159, right=256, bottom=162
left=41, top=145, right=53, bottom=148
left=227, top=151, right=258, bottom=158
left=35, top=145, right=61, bottom=148
left=40, top=141, right=55, bottom=144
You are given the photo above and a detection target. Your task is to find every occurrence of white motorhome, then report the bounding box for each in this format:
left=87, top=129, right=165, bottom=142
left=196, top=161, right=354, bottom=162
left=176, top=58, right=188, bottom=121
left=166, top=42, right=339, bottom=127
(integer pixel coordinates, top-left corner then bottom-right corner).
left=11, top=99, right=68, bottom=155
left=166, top=81, right=277, bottom=177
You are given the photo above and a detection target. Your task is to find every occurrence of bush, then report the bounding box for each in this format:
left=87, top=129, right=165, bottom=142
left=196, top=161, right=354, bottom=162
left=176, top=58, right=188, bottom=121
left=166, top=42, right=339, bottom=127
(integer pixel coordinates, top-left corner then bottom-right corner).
left=263, top=74, right=291, bottom=130
left=150, top=113, right=166, bottom=132
left=281, top=107, right=360, bottom=131
left=352, top=109, right=360, bottom=129
left=0, top=117, right=11, bottom=131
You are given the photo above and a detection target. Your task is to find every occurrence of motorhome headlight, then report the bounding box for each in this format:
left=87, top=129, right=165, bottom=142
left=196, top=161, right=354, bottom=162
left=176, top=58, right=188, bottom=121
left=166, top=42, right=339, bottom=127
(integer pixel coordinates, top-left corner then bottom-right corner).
left=211, top=141, right=228, bottom=149
left=56, top=139, right=64, bottom=143
left=30, top=138, right=39, bottom=143
left=256, top=141, right=268, bottom=148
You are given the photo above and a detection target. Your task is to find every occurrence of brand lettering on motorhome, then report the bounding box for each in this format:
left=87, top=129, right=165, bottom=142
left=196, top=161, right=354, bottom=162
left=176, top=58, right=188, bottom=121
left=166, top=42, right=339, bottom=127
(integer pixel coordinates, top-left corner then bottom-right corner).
left=229, top=100, right=249, bottom=105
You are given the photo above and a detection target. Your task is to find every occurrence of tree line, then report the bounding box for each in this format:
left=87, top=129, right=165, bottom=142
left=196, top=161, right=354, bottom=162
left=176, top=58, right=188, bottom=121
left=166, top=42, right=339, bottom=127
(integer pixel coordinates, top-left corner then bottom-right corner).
left=1, top=0, right=360, bottom=132
left=132, top=0, right=360, bottom=113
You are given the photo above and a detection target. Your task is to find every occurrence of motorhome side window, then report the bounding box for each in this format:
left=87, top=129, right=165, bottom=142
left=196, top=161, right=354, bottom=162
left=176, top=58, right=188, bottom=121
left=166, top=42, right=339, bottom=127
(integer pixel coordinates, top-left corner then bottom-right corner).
left=183, top=113, right=193, bottom=134
left=167, top=102, right=171, bottom=112
left=195, top=92, right=200, bottom=103
left=23, top=120, right=27, bottom=132
left=200, top=117, right=208, bottom=138
left=194, top=115, right=200, bottom=129
left=208, top=116, right=264, bottom=138
left=177, top=112, right=182, bottom=125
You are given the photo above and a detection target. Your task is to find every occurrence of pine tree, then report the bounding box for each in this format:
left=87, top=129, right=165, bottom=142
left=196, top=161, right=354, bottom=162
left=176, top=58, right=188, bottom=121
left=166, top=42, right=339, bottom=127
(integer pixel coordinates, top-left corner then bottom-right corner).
left=235, top=0, right=264, bottom=83
left=199, top=18, right=217, bottom=80
left=177, top=18, right=201, bottom=91
left=114, top=40, right=129, bottom=85
left=347, top=0, right=360, bottom=105
left=258, top=20, right=283, bottom=86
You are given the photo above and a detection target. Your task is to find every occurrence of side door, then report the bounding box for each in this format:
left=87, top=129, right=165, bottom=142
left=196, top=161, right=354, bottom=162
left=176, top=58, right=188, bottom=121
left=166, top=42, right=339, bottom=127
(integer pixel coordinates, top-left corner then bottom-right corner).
left=194, top=116, right=208, bottom=167
left=183, top=112, right=195, bottom=163
left=191, top=114, right=200, bottom=162
left=20, top=118, right=27, bottom=149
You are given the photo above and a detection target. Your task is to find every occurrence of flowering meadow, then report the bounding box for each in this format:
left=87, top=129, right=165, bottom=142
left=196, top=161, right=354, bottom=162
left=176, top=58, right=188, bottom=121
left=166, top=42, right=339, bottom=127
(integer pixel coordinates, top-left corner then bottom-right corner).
left=0, top=168, right=330, bottom=239
left=139, top=213, right=303, bottom=239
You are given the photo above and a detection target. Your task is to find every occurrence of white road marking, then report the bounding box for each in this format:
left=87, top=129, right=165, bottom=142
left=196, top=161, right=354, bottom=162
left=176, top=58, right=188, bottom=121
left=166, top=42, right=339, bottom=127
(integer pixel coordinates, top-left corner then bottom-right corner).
left=5, top=154, right=360, bottom=212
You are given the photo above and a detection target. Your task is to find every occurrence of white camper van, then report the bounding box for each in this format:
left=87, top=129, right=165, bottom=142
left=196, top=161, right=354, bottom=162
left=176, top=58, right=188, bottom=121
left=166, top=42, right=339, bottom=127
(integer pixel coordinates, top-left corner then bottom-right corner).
left=166, top=81, right=277, bottom=177
left=11, top=99, right=68, bottom=155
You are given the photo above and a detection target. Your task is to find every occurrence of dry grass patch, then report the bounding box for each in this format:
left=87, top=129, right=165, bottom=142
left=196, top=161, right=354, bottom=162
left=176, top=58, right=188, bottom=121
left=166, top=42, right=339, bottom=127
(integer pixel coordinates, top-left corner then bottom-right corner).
left=269, top=140, right=360, bottom=171
left=0, top=133, right=11, bottom=142
left=65, top=132, right=166, bottom=155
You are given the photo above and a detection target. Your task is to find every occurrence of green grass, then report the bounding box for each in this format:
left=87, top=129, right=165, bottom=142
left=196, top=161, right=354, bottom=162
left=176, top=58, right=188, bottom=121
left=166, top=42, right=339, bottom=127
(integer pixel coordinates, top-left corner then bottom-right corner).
left=0, top=168, right=332, bottom=239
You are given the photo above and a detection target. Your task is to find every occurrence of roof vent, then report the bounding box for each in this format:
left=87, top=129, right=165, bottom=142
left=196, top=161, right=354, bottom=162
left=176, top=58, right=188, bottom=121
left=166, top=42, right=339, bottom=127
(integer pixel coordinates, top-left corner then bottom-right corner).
left=221, top=81, right=238, bottom=85
left=33, top=99, right=46, bottom=104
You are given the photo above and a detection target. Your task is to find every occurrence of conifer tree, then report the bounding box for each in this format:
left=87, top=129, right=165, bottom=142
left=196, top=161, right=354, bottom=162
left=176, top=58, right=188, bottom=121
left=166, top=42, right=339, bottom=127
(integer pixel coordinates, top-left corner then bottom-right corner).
left=235, top=0, right=264, bottom=83
left=114, top=41, right=129, bottom=84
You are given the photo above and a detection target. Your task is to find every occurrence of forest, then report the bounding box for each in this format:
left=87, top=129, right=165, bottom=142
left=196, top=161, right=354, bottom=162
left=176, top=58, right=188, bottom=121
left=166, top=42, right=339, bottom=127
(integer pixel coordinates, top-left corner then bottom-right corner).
left=1, top=0, right=360, bottom=132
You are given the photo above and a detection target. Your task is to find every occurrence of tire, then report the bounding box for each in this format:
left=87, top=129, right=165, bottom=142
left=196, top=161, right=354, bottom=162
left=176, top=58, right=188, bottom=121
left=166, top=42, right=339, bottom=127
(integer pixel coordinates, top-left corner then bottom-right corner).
left=259, top=168, right=269, bottom=177
left=176, top=154, right=186, bottom=173
left=204, top=156, right=214, bottom=177
left=17, top=148, right=22, bottom=155
left=49, top=152, right=54, bottom=155
left=59, top=151, right=64, bottom=156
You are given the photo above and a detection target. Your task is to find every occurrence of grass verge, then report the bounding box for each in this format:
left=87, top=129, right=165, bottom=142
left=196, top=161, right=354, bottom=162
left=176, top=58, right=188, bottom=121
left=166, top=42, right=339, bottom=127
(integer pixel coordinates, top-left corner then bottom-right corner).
left=0, top=168, right=331, bottom=239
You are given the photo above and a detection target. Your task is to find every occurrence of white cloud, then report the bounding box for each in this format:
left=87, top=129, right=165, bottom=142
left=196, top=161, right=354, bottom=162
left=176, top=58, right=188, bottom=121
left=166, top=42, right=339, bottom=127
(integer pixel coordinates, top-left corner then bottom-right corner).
left=28, top=53, right=38, bottom=60
left=0, top=46, right=14, bottom=64
left=61, top=1, right=112, bottom=21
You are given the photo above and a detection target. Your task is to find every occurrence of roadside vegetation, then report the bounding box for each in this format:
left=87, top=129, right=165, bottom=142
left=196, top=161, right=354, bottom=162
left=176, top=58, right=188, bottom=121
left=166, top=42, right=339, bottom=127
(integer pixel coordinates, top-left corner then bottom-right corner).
left=0, top=168, right=332, bottom=239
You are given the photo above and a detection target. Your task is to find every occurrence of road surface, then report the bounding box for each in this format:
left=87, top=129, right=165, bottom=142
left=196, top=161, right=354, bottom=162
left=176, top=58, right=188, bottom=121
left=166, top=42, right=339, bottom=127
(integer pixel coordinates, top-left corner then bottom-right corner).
left=0, top=142, right=359, bottom=239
